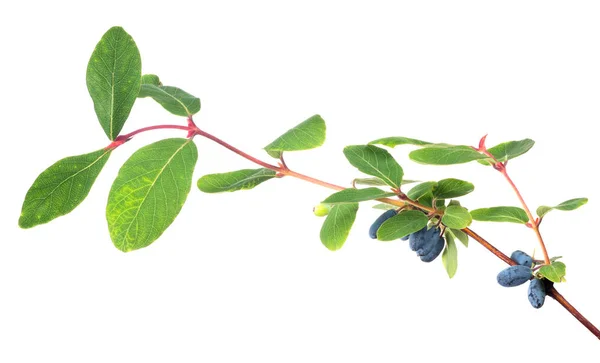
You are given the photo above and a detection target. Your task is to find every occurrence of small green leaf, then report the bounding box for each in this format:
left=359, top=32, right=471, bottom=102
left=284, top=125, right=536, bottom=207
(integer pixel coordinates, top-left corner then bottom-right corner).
left=86, top=26, right=142, bottom=140
left=352, top=177, right=388, bottom=187
left=376, top=210, right=428, bottom=241
left=538, top=261, right=567, bottom=283
left=343, top=145, right=404, bottom=189
left=106, top=138, right=198, bottom=252
left=450, top=228, right=468, bottom=247
left=320, top=203, right=359, bottom=251
left=409, top=146, right=487, bottom=165
left=372, top=203, right=397, bottom=210
left=264, top=115, right=326, bottom=158
left=369, top=136, right=434, bottom=148
left=486, top=139, right=535, bottom=163
left=536, top=198, right=588, bottom=218
left=470, top=207, right=529, bottom=224
left=19, top=149, right=112, bottom=228
left=322, top=187, right=395, bottom=204
left=418, top=192, right=434, bottom=208
left=138, top=84, right=200, bottom=117
left=197, top=168, right=276, bottom=193
left=442, top=231, right=458, bottom=278
left=433, top=178, right=474, bottom=199
left=141, top=74, right=161, bottom=86
left=442, top=205, right=472, bottom=229
left=407, top=182, right=437, bottom=200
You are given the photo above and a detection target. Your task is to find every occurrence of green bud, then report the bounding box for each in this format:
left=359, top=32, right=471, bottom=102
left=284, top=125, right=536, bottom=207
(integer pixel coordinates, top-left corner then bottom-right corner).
left=313, top=203, right=331, bottom=217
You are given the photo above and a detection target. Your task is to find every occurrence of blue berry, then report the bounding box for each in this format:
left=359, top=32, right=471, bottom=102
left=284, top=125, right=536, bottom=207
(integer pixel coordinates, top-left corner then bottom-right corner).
left=510, top=250, right=533, bottom=267
left=369, top=209, right=398, bottom=239
left=419, top=234, right=445, bottom=262
left=528, top=279, right=546, bottom=309
left=401, top=235, right=410, bottom=241
left=497, top=265, right=532, bottom=287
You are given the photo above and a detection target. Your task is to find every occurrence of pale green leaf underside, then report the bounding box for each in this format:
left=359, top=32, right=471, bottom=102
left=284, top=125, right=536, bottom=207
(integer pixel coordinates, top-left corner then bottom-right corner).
left=369, top=136, right=434, bottom=148
left=433, top=178, right=474, bottom=199
left=372, top=203, right=397, bottom=210
left=409, top=146, right=487, bottom=165
left=377, top=210, right=428, bottom=241
left=343, top=145, right=404, bottom=189
left=138, top=84, right=201, bottom=117
left=449, top=228, right=468, bottom=247
left=487, top=139, right=535, bottom=163
left=86, top=26, right=142, bottom=140
left=106, top=138, right=198, bottom=252
left=470, top=207, right=528, bottom=224
left=536, top=198, right=588, bottom=218
left=407, top=181, right=437, bottom=200
left=320, top=203, right=358, bottom=251
left=352, top=177, right=388, bottom=187
left=197, top=168, right=276, bottom=193
left=538, top=261, right=566, bottom=283
left=322, top=187, right=395, bottom=204
left=264, top=114, right=326, bottom=158
left=442, top=231, right=458, bottom=278
left=442, top=205, right=472, bottom=229
left=19, top=149, right=112, bottom=228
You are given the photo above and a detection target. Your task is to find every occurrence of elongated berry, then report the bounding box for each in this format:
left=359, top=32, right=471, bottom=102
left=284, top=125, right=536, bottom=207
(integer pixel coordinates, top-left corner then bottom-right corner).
left=419, top=234, right=445, bottom=262
left=401, top=235, right=410, bottom=241
left=412, top=227, right=441, bottom=257
left=528, top=279, right=546, bottom=309
left=497, top=265, right=532, bottom=287
left=510, top=250, right=533, bottom=267
left=369, top=209, right=398, bottom=239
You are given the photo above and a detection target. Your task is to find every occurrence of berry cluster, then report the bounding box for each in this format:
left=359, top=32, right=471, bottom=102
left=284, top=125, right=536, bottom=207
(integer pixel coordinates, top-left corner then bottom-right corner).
left=496, top=250, right=547, bottom=309
left=369, top=210, right=445, bottom=263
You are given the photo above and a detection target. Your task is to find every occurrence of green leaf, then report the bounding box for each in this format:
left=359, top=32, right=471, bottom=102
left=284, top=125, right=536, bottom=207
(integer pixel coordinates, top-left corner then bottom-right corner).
left=536, top=198, right=588, bottom=218
left=433, top=178, right=474, bottom=199
left=343, top=145, right=404, bottom=189
left=372, top=203, right=398, bottom=210
left=138, top=84, right=200, bottom=117
left=86, top=26, right=142, bottom=140
left=538, top=261, right=567, bottom=283
left=322, top=187, right=395, bottom=204
left=19, top=149, right=112, bottom=228
left=352, top=177, right=388, bottom=187
left=264, top=115, right=326, bottom=158
left=442, top=205, right=472, bottom=229
left=486, top=139, right=535, bottom=163
left=106, top=138, right=198, bottom=252
left=320, top=203, right=359, bottom=251
left=450, top=228, right=469, bottom=247
left=470, top=207, right=529, bottom=224
left=376, top=210, right=429, bottom=241
left=197, top=168, right=276, bottom=193
left=407, top=182, right=437, bottom=200
left=442, top=231, right=458, bottom=278
left=369, top=136, right=433, bottom=148
left=141, top=74, right=161, bottom=86
left=409, top=146, right=487, bottom=165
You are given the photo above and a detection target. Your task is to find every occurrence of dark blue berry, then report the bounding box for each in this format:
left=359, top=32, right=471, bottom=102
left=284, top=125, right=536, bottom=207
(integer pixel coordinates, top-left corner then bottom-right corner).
left=510, top=250, right=533, bottom=267
left=419, top=234, right=445, bottom=262
left=369, top=209, right=398, bottom=239
left=528, top=279, right=546, bottom=309
left=497, top=265, right=532, bottom=287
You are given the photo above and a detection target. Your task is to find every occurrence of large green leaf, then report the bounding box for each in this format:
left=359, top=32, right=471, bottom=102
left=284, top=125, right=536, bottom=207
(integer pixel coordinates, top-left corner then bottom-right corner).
left=343, top=145, right=404, bottom=189
left=538, top=261, right=566, bottom=283
left=432, top=178, right=474, bottom=199
left=486, top=139, right=535, bottom=163
left=197, top=168, right=276, bottom=193
left=320, top=203, right=359, bottom=251
left=536, top=198, right=588, bottom=218
left=376, top=210, right=428, bottom=241
left=409, top=146, right=487, bottom=165
left=19, top=149, right=112, bottom=228
left=442, top=231, right=458, bottom=278
left=138, top=84, right=200, bottom=117
left=441, top=205, right=472, bottom=229
left=369, top=136, right=434, bottom=148
left=86, top=26, right=142, bottom=140
left=106, top=138, right=198, bottom=252
left=407, top=182, right=437, bottom=200
left=470, top=207, right=529, bottom=224
left=264, top=115, right=326, bottom=158
left=322, top=187, right=395, bottom=204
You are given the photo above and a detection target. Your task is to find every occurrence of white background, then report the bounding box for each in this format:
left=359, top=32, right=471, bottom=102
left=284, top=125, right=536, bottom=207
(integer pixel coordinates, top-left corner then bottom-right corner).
left=1, top=1, right=599, bottom=361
